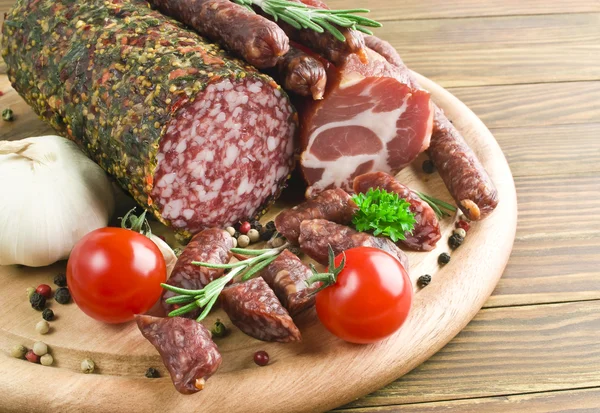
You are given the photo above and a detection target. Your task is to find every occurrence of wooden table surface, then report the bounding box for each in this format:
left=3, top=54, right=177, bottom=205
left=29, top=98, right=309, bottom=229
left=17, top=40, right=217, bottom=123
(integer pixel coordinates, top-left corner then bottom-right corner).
left=1, top=0, right=599, bottom=412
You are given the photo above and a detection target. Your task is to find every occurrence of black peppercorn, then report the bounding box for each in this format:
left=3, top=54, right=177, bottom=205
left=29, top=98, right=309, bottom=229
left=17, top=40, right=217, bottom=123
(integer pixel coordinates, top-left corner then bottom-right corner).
left=448, top=234, right=464, bottom=250
left=233, top=230, right=241, bottom=239
left=42, top=308, right=54, bottom=321
left=260, top=229, right=275, bottom=241
left=30, top=292, right=46, bottom=311
left=54, top=287, right=71, bottom=304
left=211, top=319, right=228, bottom=338
left=53, top=273, right=67, bottom=287
left=422, top=159, right=435, bottom=174
left=145, top=367, right=160, bottom=378
left=417, top=274, right=432, bottom=288
left=438, top=252, right=451, bottom=265
left=265, top=221, right=276, bottom=231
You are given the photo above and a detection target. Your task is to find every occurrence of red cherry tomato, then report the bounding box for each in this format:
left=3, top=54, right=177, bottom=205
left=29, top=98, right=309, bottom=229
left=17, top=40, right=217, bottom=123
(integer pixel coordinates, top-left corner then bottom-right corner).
left=315, top=247, right=412, bottom=344
left=67, top=227, right=167, bottom=324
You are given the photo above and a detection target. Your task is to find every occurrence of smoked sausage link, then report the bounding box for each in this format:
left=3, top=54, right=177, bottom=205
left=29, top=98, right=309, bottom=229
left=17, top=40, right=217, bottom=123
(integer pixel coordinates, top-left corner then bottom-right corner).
left=148, top=0, right=289, bottom=68
left=298, top=219, right=410, bottom=271
left=353, top=172, right=442, bottom=251
left=275, top=188, right=358, bottom=245
left=277, top=46, right=328, bottom=100
left=136, top=315, right=222, bottom=394
left=221, top=277, right=301, bottom=342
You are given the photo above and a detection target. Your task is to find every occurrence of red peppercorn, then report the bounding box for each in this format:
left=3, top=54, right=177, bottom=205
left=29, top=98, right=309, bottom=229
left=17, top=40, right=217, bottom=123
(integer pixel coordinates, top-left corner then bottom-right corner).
left=25, top=349, right=40, bottom=364
left=239, top=221, right=251, bottom=235
left=456, top=220, right=470, bottom=232
left=254, top=350, right=269, bottom=366
left=35, top=284, right=52, bottom=299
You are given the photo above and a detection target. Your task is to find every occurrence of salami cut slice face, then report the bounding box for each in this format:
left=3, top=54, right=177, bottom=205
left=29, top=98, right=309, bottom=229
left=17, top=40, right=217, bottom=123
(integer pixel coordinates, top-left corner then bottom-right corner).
left=152, top=77, right=296, bottom=233
left=221, top=277, right=301, bottom=342
left=299, top=49, right=433, bottom=197
left=135, top=315, right=222, bottom=394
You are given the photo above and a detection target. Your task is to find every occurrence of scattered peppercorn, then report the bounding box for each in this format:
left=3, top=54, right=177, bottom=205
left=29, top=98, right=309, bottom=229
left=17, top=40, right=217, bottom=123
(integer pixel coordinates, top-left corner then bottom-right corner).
left=456, top=220, right=470, bottom=232
left=225, top=226, right=236, bottom=237
left=33, top=341, right=48, bottom=356
left=250, top=220, right=263, bottom=233
left=288, top=246, right=302, bottom=256
left=448, top=234, right=464, bottom=250
left=237, top=234, right=250, bottom=248
left=260, top=229, right=275, bottom=241
left=233, top=230, right=241, bottom=239
left=239, top=221, right=251, bottom=235
left=36, top=320, right=50, bottom=335
left=231, top=237, right=238, bottom=248
left=211, top=319, right=228, bottom=338
left=40, top=354, right=54, bottom=366
left=25, top=349, right=40, bottom=364
left=453, top=228, right=467, bottom=238
left=254, top=350, right=269, bottom=366
left=247, top=229, right=260, bottom=244
left=438, top=253, right=451, bottom=265
left=2, top=108, right=14, bottom=121
left=145, top=367, right=160, bottom=378
left=269, top=236, right=285, bottom=248
left=29, top=292, right=46, bottom=311
left=422, top=159, right=435, bottom=174
left=10, top=344, right=27, bottom=359
left=265, top=221, right=276, bottom=231
left=417, top=274, right=432, bottom=288
left=26, top=287, right=35, bottom=299
left=42, top=308, right=54, bottom=321
left=81, top=358, right=95, bottom=374
left=35, top=284, right=52, bottom=299
left=53, top=273, right=67, bottom=287
left=54, top=287, right=71, bottom=304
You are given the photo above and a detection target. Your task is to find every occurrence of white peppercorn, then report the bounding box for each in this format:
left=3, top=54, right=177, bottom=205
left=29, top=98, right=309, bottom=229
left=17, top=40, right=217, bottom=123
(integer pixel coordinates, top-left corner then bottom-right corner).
left=269, top=237, right=285, bottom=248
left=247, top=229, right=260, bottom=243
left=81, top=358, right=95, bottom=374
left=237, top=234, right=250, bottom=248
left=40, top=354, right=54, bottom=366
left=453, top=228, right=467, bottom=238
left=33, top=341, right=48, bottom=356
left=35, top=320, right=50, bottom=335
left=231, top=237, right=237, bottom=248
left=225, top=226, right=236, bottom=236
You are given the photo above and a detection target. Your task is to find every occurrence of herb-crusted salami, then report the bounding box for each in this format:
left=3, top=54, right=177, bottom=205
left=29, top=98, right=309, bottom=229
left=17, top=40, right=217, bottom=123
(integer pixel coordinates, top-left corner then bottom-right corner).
left=2, top=0, right=297, bottom=239
left=135, top=315, right=222, bottom=394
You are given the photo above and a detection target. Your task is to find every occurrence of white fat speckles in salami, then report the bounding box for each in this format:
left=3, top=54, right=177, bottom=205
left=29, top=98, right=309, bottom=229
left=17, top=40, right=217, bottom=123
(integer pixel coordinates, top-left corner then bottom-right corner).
left=152, top=77, right=296, bottom=233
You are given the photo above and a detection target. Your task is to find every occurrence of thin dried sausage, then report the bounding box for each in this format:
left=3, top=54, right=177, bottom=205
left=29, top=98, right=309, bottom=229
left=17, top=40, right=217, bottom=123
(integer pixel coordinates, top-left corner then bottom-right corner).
left=275, top=188, right=358, bottom=245
left=221, top=277, right=301, bottom=342
left=136, top=315, right=222, bottom=394
left=276, top=46, right=327, bottom=100
left=353, top=172, right=441, bottom=251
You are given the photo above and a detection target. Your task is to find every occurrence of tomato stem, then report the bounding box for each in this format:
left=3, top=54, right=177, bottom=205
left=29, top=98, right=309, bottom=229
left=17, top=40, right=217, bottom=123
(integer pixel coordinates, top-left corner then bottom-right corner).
left=121, top=207, right=152, bottom=236
left=306, top=245, right=345, bottom=294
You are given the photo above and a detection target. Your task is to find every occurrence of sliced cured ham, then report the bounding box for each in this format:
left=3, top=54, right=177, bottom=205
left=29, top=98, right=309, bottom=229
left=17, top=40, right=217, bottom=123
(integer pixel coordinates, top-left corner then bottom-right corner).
left=299, top=48, right=434, bottom=197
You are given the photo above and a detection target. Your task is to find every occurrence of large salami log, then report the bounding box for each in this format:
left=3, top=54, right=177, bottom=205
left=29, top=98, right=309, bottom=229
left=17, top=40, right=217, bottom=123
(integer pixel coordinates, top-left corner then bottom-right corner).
left=2, top=0, right=297, bottom=239
left=136, top=315, right=222, bottom=394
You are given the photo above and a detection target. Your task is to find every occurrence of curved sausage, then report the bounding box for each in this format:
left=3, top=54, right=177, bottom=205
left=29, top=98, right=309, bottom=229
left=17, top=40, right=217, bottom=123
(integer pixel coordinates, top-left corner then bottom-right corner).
left=275, top=188, right=358, bottom=245
left=221, top=277, right=301, bottom=342
left=298, top=219, right=410, bottom=271
left=277, top=46, right=327, bottom=100
left=148, top=0, right=289, bottom=68
left=136, top=315, right=222, bottom=394
left=353, top=172, right=441, bottom=251
left=161, top=228, right=235, bottom=315
left=260, top=249, right=316, bottom=316
left=364, top=38, right=499, bottom=220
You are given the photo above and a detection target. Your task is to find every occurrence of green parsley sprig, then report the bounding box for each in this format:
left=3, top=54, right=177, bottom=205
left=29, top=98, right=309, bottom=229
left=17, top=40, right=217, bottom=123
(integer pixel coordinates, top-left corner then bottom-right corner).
left=351, top=188, right=416, bottom=242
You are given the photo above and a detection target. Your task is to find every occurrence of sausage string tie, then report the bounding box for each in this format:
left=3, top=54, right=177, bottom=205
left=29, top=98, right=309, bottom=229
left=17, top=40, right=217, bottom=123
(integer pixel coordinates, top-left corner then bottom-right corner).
left=161, top=243, right=289, bottom=321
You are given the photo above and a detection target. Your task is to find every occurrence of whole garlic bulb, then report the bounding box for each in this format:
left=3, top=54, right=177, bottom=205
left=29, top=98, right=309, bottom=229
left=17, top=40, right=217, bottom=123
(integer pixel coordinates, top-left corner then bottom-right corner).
left=0, top=135, right=115, bottom=267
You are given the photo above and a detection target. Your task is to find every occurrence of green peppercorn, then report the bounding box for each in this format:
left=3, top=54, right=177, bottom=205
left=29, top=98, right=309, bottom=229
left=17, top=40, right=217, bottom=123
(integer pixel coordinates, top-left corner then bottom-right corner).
left=418, top=274, right=432, bottom=288
left=438, top=253, right=451, bottom=265
left=145, top=367, right=160, bottom=378
left=42, top=308, right=54, bottom=321
left=30, top=292, right=46, bottom=311
left=26, top=287, right=36, bottom=299
left=10, top=344, right=27, bottom=359
left=211, top=319, right=228, bottom=338
left=53, top=273, right=67, bottom=287
left=2, top=108, right=14, bottom=121
left=54, top=287, right=71, bottom=304
left=448, top=234, right=464, bottom=250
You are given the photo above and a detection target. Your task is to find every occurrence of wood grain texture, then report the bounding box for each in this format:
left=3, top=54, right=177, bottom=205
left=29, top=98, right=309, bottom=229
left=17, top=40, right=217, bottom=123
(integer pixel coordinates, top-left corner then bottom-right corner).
left=343, top=300, right=600, bottom=408
left=367, top=13, right=600, bottom=87
left=335, top=387, right=600, bottom=412
left=0, top=74, right=517, bottom=412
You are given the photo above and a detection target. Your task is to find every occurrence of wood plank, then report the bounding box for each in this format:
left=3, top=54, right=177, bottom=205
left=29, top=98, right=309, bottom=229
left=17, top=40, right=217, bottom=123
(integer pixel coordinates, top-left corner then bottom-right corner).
left=328, top=0, right=600, bottom=21
left=334, top=387, right=600, bottom=412
left=491, top=123, right=600, bottom=177
left=343, top=300, right=600, bottom=408
left=370, top=13, right=600, bottom=87
left=448, top=81, right=600, bottom=128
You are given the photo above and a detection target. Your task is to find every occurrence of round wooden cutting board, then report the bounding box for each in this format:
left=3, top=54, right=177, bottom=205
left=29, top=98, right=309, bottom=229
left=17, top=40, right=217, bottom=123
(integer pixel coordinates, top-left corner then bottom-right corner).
left=0, top=72, right=517, bottom=413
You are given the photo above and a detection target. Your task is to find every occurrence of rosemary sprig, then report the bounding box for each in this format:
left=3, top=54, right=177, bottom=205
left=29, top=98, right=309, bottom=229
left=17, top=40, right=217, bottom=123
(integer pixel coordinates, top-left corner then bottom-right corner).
left=232, top=0, right=382, bottom=41
left=416, top=192, right=457, bottom=219
left=161, top=243, right=288, bottom=321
